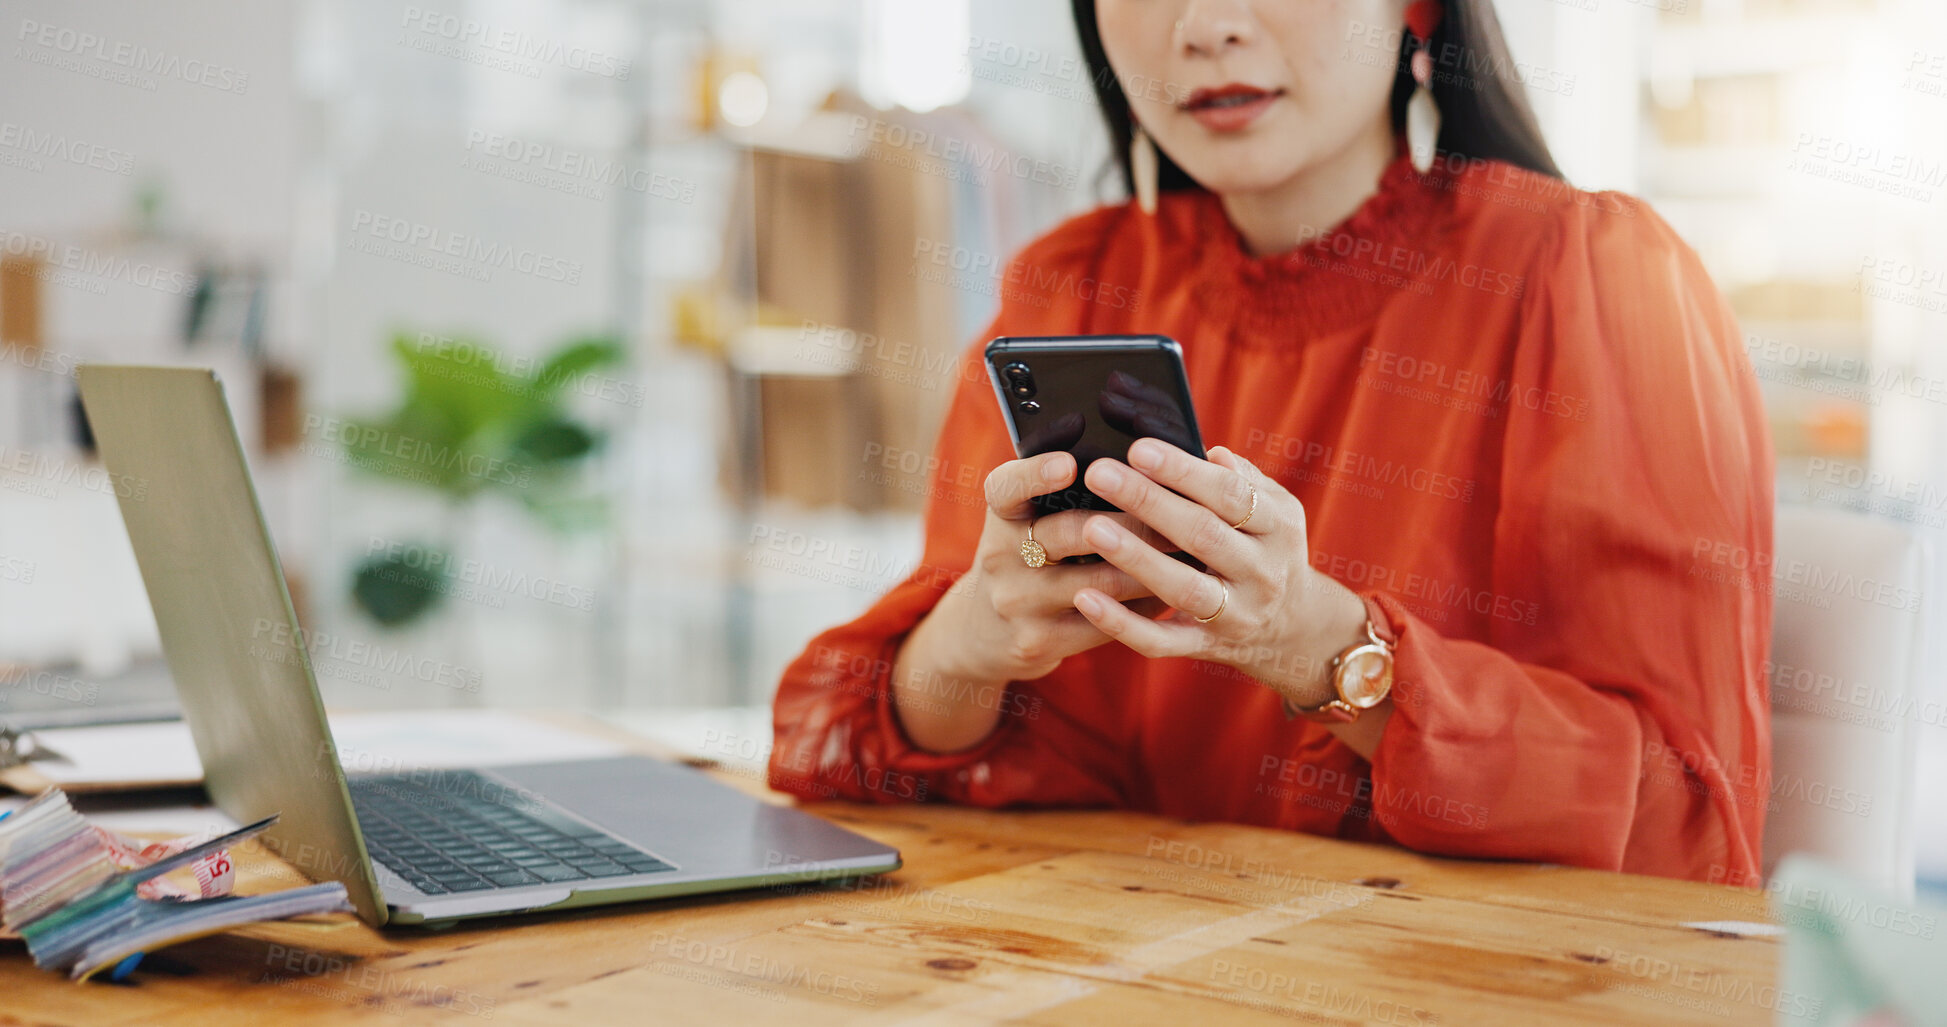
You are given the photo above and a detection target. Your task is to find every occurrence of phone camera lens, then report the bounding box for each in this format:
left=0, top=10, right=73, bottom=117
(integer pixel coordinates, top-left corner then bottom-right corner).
left=1019, top=400, right=1040, bottom=414
left=1001, top=361, right=1036, bottom=399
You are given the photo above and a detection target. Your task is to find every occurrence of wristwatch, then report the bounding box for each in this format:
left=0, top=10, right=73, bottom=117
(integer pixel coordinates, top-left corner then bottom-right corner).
left=1284, top=595, right=1396, bottom=723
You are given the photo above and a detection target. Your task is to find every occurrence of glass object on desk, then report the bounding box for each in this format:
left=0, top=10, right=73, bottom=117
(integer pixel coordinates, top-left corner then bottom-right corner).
left=1774, top=855, right=1947, bottom=1024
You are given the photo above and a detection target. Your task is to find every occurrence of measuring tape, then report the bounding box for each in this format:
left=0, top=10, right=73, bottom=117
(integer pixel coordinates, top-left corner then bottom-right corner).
left=91, top=826, right=236, bottom=900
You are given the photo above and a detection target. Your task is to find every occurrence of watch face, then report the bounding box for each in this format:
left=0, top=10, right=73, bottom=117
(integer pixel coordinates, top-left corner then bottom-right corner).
left=1338, top=645, right=1393, bottom=709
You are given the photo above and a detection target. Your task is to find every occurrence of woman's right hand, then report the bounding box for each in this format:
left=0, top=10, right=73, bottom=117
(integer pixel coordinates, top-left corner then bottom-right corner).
left=891, top=451, right=1166, bottom=751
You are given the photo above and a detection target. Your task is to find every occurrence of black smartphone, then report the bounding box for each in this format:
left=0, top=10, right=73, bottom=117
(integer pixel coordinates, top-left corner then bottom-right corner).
left=985, top=335, right=1206, bottom=518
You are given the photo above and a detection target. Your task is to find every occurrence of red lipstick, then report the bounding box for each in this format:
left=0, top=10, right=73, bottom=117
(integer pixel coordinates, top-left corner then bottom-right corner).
left=1180, top=83, right=1285, bottom=132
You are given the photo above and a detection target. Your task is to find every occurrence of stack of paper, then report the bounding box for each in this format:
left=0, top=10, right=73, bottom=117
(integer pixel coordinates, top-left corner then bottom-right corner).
left=0, top=789, right=351, bottom=980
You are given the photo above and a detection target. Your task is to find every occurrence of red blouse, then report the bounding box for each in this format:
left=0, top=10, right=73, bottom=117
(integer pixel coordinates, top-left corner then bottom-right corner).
left=767, top=153, right=1775, bottom=883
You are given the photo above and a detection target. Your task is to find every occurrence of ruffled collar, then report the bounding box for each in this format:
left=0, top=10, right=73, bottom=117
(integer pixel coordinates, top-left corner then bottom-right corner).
left=1185, top=150, right=1456, bottom=342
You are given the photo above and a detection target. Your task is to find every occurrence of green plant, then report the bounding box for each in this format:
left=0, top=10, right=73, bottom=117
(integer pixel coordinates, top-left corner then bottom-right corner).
left=343, top=332, right=624, bottom=626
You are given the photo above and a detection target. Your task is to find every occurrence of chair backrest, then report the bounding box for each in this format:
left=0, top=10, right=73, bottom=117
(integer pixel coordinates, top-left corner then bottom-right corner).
left=1763, top=504, right=1930, bottom=898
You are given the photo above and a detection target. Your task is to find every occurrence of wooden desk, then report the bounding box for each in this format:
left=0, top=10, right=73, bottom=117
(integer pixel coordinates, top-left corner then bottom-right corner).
left=0, top=720, right=1785, bottom=1026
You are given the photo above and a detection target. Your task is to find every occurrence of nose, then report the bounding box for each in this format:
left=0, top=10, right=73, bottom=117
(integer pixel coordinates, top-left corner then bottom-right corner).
left=1176, top=0, right=1257, bottom=56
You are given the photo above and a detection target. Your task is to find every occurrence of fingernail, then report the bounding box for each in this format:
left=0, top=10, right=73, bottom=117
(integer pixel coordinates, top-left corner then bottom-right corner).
left=1085, top=518, right=1120, bottom=553
left=1043, top=457, right=1068, bottom=482
left=1092, top=461, right=1124, bottom=488
left=1128, top=439, right=1162, bottom=470
left=1074, top=592, right=1102, bottom=616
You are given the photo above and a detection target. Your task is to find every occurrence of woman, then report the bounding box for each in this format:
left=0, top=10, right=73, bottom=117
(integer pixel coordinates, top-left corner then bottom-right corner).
left=769, top=0, right=1773, bottom=883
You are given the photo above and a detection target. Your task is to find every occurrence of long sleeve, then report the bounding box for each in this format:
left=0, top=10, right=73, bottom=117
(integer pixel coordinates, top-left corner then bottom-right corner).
left=765, top=151, right=1776, bottom=885
left=767, top=212, right=1137, bottom=808
left=1363, top=198, right=1774, bottom=880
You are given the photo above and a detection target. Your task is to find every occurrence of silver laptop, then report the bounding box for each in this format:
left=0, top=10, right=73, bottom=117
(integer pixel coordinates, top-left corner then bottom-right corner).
left=76, top=365, right=899, bottom=927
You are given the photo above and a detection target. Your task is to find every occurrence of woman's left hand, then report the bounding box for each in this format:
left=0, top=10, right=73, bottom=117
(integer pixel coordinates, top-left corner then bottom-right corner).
left=1069, top=438, right=1369, bottom=712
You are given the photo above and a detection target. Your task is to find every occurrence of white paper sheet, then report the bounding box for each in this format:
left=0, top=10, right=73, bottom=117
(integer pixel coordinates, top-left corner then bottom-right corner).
left=22, top=721, right=202, bottom=787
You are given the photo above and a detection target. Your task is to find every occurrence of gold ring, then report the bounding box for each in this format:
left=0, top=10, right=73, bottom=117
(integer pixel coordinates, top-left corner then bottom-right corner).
left=1020, top=519, right=1049, bottom=569
left=1194, top=580, right=1228, bottom=623
left=1231, top=480, right=1257, bottom=530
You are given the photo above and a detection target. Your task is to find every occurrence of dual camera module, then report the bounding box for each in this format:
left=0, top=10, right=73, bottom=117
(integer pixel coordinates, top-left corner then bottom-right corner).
left=1002, top=362, right=1040, bottom=413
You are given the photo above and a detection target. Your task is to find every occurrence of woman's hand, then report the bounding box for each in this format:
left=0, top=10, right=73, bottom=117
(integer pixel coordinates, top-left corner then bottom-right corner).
left=890, top=451, right=1167, bottom=752
left=1068, top=439, right=1372, bottom=721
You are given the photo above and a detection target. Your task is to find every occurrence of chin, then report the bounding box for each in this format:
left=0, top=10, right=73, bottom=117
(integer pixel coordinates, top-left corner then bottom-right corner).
left=1168, top=148, right=1317, bottom=198
left=1156, top=113, right=1331, bottom=198
left=1174, top=164, right=1304, bottom=197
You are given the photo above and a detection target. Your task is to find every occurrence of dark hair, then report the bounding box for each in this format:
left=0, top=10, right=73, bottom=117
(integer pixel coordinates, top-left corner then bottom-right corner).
left=1070, top=0, right=1563, bottom=199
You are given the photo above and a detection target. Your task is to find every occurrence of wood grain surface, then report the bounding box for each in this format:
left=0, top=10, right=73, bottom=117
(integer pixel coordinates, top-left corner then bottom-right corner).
left=0, top=716, right=1782, bottom=1025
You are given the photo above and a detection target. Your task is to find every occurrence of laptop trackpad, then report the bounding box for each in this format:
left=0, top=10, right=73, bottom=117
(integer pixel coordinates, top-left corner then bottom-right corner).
left=483, top=756, right=899, bottom=878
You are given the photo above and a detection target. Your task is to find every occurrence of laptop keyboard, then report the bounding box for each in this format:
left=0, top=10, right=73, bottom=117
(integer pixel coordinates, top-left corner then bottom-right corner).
left=348, top=770, right=673, bottom=895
